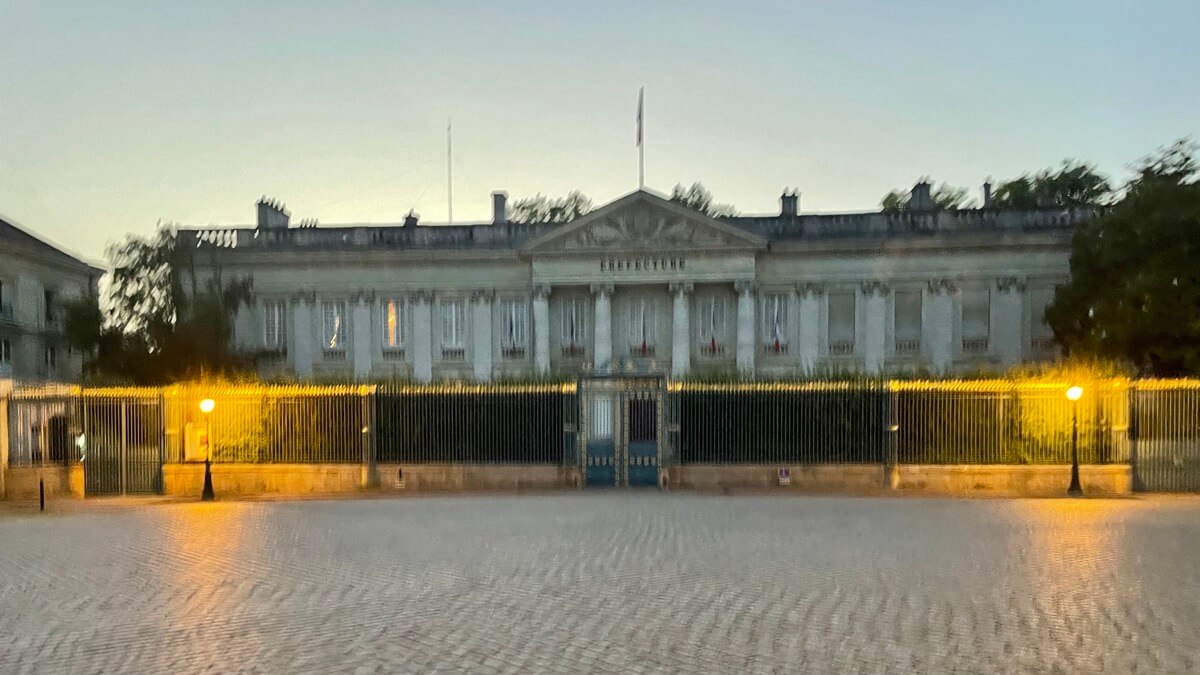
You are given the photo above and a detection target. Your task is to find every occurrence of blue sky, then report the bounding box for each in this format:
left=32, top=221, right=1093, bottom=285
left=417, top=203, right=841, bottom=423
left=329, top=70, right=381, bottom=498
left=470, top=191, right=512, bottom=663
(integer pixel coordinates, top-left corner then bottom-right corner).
left=1, top=0, right=1196, bottom=261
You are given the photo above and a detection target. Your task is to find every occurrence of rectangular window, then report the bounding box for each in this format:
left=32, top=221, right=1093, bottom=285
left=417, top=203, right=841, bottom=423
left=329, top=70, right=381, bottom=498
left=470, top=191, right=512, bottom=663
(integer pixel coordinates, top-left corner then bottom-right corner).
left=828, top=291, right=856, bottom=355
left=1, top=338, right=10, bottom=363
left=44, top=290, right=54, bottom=323
left=44, top=345, right=56, bottom=367
left=263, top=301, right=287, bottom=348
left=501, top=299, right=528, bottom=358
left=322, top=301, right=348, bottom=351
left=628, top=299, right=656, bottom=356
left=1029, top=287, right=1056, bottom=351
left=962, top=288, right=990, bottom=353
left=382, top=298, right=406, bottom=351
left=761, top=294, right=788, bottom=354
left=441, top=299, right=466, bottom=360
left=698, top=296, right=727, bottom=355
left=894, top=290, right=922, bottom=354
left=561, top=298, right=587, bottom=356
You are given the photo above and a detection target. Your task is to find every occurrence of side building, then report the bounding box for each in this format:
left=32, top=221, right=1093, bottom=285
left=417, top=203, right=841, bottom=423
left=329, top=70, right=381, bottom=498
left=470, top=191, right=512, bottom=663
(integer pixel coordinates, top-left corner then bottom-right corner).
left=0, top=216, right=103, bottom=382
left=178, top=184, right=1090, bottom=382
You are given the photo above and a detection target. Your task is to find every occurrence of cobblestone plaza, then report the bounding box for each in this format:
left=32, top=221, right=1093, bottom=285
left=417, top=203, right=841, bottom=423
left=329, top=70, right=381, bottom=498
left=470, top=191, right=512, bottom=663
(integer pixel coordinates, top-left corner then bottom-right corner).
left=2, top=494, right=1198, bottom=673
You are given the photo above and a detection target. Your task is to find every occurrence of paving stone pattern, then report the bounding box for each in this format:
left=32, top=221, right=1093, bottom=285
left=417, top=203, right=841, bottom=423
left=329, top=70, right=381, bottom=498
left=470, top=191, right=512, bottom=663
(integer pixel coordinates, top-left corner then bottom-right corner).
left=1, top=495, right=1199, bottom=673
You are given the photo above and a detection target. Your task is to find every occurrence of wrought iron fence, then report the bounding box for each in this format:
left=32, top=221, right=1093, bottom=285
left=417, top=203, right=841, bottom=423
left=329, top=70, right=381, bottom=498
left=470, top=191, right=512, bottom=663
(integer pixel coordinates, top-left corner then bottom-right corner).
left=890, top=380, right=1130, bottom=465
left=1131, top=380, right=1200, bottom=491
left=375, top=383, right=572, bottom=464
left=5, top=386, right=78, bottom=466
left=672, top=383, right=889, bottom=464
left=3, top=379, right=1199, bottom=493
left=161, top=385, right=372, bottom=464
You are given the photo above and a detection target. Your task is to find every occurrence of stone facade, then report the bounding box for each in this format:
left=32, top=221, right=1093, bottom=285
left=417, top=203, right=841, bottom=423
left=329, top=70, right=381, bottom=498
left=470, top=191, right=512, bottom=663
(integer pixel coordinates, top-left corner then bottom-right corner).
left=179, top=186, right=1096, bottom=381
left=0, top=217, right=102, bottom=382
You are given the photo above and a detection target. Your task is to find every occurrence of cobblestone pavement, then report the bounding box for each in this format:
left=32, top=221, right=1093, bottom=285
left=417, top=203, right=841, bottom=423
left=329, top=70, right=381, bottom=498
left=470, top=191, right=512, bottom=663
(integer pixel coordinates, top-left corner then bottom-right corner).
left=2, top=495, right=1199, bottom=674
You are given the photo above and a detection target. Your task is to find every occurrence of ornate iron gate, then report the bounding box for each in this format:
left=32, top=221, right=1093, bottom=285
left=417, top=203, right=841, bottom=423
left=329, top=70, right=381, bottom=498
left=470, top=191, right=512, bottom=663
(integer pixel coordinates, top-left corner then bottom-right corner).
left=578, top=375, right=665, bottom=487
left=82, top=393, right=164, bottom=496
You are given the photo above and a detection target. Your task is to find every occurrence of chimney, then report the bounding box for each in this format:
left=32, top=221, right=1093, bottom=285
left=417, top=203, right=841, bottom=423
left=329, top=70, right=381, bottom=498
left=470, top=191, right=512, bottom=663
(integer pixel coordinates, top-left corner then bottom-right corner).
left=908, top=180, right=934, bottom=212
left=403, top=210, right=419, bottom=228
left=780, top=189, right=799, bottom=218
left=256, top=196, right=290, bottom=229
left=492, top=191, right=508, bottom=225
left=982, top=180, right=994, bottom=208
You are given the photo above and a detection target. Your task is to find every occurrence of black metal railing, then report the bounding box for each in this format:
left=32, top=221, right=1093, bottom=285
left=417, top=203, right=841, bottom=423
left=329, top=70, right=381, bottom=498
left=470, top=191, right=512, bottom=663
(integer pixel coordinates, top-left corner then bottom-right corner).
left=374, top=384, right=572, bottom=464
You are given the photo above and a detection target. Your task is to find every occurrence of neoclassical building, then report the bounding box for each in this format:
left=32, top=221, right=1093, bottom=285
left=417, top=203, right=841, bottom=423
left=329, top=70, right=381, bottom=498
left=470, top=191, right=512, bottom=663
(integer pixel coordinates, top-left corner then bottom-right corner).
left=1, top=216, right=101, bottom=382
left=180, top=184, right=1096, bottom=381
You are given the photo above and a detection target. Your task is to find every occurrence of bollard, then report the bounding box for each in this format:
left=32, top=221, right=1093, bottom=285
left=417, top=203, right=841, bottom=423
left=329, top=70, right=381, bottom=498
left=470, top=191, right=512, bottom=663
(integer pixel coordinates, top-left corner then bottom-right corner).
left=39, top=477, right=45, bottom=512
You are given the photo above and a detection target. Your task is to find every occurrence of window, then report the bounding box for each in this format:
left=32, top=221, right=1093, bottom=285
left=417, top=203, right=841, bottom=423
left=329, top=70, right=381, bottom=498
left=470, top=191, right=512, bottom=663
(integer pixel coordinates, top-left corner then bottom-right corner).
left=44, top=289, right=55, bottom=323
left=501, top=300, right=528, bottom=358
left=263, top=301, right=287, bottom=349
left=441, top=299, right=466, bottom=360
left=761, top=294, right=788, bottom=354
left=894, top=290, right=922, bottom=354
left=962, top=288, right=990, bottom=353
left=828, top=291, right=856, bottom=355
left=382, top=299, right=405, bottom=352
left=561, top=298, right=587, bottom=357
left=1, top=338, right=10, bottom=363
left=699, top=296, right=727, bottom=355
left=1029, top=287, right=1056, bottom=351
left=322, top=301, right=348, bottom=351
left=44, top=345, right=56, bottom=367
left=628, top=299, right=656, bottom=356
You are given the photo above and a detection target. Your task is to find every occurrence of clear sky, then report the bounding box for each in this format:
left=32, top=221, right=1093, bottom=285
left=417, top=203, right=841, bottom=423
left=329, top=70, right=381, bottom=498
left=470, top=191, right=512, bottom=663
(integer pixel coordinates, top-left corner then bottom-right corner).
left=1, top=0, right=1197, bottom=263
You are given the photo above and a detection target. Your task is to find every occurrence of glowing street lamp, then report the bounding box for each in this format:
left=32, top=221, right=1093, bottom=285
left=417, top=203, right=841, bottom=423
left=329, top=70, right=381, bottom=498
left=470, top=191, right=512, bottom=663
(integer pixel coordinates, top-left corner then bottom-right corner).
left=1066, top=386, right=1083, bottom=496
left=199, top=399, right=215, bottom=501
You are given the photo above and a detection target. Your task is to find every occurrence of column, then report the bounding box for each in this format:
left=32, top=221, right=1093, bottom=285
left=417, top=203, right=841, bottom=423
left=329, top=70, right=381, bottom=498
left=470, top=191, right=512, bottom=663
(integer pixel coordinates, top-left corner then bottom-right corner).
left=532, top=285, right=551, bottom=375
left=669, top=282, right=693, bottom=378
left=797, top=283, right=823, bottom=375
left=412, top=292, right=434, bottom=383
left=471, top=291, right=494, bottom=381
left=351, top=293, right=373, bottom=380
left=924, top=279, right=956, bottom=375
left=591, top=284, right=613, bottom=373
left=862, top=281, right=889, bottom=375
left=735, top=281, right=756, bottom=376
left=993, top=277, right=1025, bottom=368
left=291, top=294, right=315, bottom=379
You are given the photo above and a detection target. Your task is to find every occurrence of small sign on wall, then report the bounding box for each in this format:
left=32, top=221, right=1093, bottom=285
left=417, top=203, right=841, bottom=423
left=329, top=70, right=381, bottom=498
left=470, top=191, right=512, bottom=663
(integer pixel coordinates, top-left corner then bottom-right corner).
left=778, top=467, right=791, bottom=486
left=184, top=423, right=210, bottom=462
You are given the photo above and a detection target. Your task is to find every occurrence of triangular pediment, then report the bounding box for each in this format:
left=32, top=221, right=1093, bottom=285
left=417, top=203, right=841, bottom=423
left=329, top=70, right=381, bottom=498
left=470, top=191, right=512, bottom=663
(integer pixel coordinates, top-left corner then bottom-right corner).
left=522, top=189, right=766, bottom=254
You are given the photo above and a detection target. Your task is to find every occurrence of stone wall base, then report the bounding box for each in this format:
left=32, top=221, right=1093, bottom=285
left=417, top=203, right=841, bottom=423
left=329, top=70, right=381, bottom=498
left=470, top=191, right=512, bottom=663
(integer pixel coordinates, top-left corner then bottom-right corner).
left=377, top=464, right=573, bottom=492
left=2, top=465, right=85, bottom=500
left=891, top=464, right=1132, bottom=496
left=162, top=463, right=367, bottom=498
left=670, top=464, right=885, bottom=492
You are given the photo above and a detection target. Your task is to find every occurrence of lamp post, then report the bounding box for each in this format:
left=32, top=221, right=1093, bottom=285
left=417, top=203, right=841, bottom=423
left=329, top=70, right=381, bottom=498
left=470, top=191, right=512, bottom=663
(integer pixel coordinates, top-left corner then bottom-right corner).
left=199, top=398, right=215, bottom=501
left=1066, top=386, right=1083, bottom=496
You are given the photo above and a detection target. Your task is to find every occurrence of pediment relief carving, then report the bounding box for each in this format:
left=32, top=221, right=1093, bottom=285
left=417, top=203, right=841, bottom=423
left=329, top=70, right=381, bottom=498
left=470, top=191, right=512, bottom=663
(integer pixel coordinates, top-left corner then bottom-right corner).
left=559, top=204, right=731, bottom=251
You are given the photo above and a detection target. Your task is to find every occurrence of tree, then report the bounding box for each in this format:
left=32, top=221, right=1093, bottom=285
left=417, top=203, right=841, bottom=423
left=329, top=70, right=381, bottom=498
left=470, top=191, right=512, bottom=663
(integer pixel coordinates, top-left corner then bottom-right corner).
left=932, top=183, right=973, bottom=209
left=1045, top=139, right=1200, bottom=376
left=508, top=191, right=593, bottom=223
left=880, top=190, right=908, bottom=213
left=670, top=183, right=737, bottom=217
left=991, top=160, right=1112, bottom=208
left=879, top=182, right=973, bottom=212
left=67, top=225, right=254, bottom=383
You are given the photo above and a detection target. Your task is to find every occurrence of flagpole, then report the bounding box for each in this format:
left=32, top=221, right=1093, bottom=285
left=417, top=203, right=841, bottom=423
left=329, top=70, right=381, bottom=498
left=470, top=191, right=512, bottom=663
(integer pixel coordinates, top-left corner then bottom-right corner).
left=637, top=87, right=645, bottom=189
left=639, top=137, right=644, bottom=189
